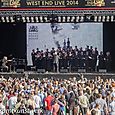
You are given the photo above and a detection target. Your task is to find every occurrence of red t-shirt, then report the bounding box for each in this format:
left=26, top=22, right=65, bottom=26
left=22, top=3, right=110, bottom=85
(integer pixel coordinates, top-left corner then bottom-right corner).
left=44, top=95, right=54, bottom=110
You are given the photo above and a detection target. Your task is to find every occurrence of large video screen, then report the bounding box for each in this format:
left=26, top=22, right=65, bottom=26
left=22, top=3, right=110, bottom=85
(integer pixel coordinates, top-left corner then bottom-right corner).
left=26, top=23, right=103, bottom=65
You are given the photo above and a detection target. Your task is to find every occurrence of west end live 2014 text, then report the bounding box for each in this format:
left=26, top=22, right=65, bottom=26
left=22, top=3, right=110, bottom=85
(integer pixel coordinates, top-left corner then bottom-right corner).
left=26, top=0, right=78, bottom=7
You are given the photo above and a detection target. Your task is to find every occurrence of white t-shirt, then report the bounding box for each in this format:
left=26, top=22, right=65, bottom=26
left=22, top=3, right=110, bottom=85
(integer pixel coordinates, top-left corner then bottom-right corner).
left=109, top=100, right=115, bottom=114
left=0, top=103, right=5, bottom=115
left=8, top=96, right=17, bottom=109
left=33, top=95, right=41, bottom=109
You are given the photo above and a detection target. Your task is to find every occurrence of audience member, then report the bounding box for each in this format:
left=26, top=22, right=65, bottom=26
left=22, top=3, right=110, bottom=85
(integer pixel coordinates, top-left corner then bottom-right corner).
left=0, top=75, right=114, bottom=114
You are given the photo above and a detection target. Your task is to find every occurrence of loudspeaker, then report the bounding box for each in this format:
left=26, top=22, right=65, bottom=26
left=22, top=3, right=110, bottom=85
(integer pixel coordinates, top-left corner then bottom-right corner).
left=31, top=66, right=36, bottom=71
left=78, top=69, right=86, bottom=73
left=37, top=69, right=45, bottom=73
left=99, top=69, right=107, bottom=73
left=60, top=69, right=68, bottom=73
left=16, top=69, right=24, bottom=73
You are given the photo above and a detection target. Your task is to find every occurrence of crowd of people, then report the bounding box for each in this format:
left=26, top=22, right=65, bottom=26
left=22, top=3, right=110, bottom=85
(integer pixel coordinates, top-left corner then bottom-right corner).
left=0, top=74, right=114, bottom=115
left=31, top=43, right=112, bottom=72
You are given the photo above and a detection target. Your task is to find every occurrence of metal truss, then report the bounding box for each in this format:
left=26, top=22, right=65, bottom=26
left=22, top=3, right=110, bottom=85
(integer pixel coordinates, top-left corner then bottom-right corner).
left=0, top=9, right=115, bottom=23
left=0, top=10, right=115, bottom=17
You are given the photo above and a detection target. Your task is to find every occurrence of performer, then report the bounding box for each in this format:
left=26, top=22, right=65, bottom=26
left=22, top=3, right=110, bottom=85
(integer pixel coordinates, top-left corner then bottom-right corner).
left=1, top=56, right=9, bottom=71
left=31, top=49, right=36, bottom=66
left=91, top=50, right=98, bottom=72
left=98, top=51, right=106, bottom=70
left=8, top=54, right=13, bottom=72
left=53, top=52, right=59, bottom=72
left=67, top=38, right=70, bottom=49
left=105, top=52, right=112, bottom=72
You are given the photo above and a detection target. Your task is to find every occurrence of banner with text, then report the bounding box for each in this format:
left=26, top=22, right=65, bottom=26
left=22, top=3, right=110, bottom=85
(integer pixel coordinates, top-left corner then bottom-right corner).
left=0, top=0, right=115, bottom=8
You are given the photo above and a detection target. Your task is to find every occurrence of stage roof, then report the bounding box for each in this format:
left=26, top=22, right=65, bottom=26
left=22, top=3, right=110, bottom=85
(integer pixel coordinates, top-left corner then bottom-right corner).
left=0, top=0, right=115, bottom=23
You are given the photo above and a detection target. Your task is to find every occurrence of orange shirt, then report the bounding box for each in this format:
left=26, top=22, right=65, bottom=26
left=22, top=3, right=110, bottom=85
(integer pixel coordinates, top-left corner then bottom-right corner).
left=52, top=103, right=60, bottom=115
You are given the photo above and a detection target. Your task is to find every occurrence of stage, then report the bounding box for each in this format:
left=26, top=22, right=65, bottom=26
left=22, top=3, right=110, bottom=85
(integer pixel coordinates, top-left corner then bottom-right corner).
left=0, top=71, right=115, bottom=80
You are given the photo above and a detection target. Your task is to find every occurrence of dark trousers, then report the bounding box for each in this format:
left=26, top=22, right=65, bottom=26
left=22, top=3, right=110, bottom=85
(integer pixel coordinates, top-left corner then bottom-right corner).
left=80, top=107, right=87, bottom=115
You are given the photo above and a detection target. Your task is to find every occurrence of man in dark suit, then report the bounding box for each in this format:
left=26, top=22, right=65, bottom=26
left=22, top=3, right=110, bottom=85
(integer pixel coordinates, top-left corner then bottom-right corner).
left=31, top=49, right=36, bottom=66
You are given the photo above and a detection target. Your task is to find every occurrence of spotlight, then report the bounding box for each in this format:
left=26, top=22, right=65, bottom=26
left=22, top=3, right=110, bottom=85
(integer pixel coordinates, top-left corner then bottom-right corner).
left=10, top=17, right=15, bottom=23
left=14, top=15, right=22, bottom=22
left=49, top=17, right=52, bottom=22
left=35, top=16, right=39, bottom=23
left=26, top=17, right=30, bottom=23
left=90, top=16, right=94, bottom=22
left=31, top=17, right=34, bottom=23
left=76, top=16, right=79, bottom=22
left=94, top=16, right=98, bottom=22
left=102, top=16, right=105, bottom=22
left=71, top=16, right=75, bottom=22
left=111, top=16, right=114, bottom=22
left=6, top=17, right=9, bottom=23
left=85, top=15, right=92, bottom=22
left=67, top=16, right=70, bottom=22
left=1, top=17, right=5, bottom=23
left=62, top=16, right=66, bottom=22
left=98, top=16, right=101, bottom=22
left=80, top=16, right=84, bottom=22
left=44, top=17, right=48, bottom=22
left=106, top=16, right=110, bottom=22
left=58, top=16, right=61, bottom=22
left=22, top=17, right=26, bottom=23
left=39, top=16, right=43, bottom=22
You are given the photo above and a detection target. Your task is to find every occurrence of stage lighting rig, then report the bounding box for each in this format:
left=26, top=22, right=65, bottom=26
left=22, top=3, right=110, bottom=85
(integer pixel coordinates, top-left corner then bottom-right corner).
left=13, top=15, right=22, bottom=23
left=48, top=14, right=58, bottom=23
